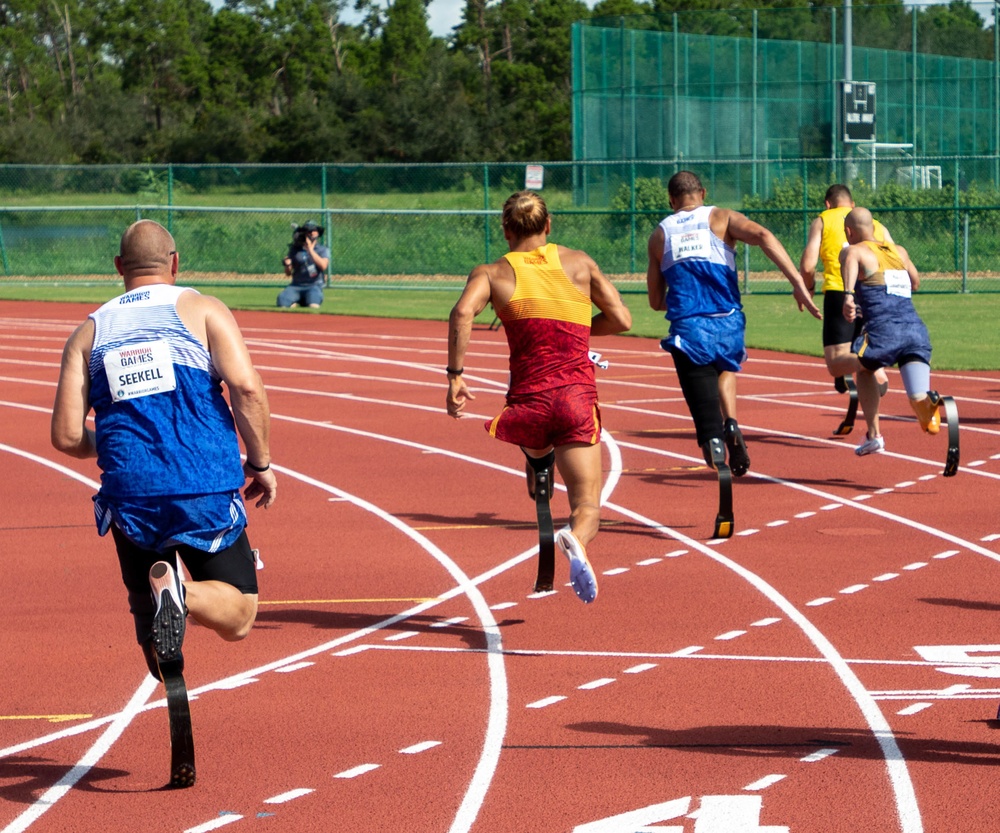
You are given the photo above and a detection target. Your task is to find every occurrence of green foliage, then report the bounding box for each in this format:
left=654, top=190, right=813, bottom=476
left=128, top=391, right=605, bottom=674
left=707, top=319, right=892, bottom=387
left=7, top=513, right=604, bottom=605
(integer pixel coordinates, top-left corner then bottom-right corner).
left=608, top=176, right=669, bottom=238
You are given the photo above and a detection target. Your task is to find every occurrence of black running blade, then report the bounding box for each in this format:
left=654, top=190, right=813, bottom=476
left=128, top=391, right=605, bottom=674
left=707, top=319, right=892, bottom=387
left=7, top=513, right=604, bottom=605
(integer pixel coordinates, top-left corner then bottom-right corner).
left=162, top=665, right=196, bottom=788
left=939, top=395, right=960, bottom=477
left=533, top=467, right=555, bottom=592
left=834, top=377, right=858, bottom=436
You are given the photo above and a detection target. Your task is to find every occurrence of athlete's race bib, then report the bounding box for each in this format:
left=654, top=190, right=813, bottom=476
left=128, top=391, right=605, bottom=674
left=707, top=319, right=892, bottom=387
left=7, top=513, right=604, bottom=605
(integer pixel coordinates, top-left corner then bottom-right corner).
left=670, top=229, right=712, bottom=261
left=884, top=269, right=912, bottom=298
left=103, top=340, right=177, bottom=403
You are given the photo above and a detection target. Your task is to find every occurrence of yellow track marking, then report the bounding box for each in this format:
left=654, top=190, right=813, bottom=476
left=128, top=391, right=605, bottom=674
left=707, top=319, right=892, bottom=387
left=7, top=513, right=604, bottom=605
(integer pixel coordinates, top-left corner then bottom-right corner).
left=0, top=714, right=92, bottom=723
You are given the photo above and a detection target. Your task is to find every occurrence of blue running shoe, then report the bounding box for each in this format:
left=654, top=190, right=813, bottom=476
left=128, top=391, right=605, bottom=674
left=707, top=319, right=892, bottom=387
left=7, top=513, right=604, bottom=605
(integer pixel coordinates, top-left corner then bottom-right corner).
left=150, top=561, right=187, bottom=668
left=556, top=526, right=598, bottom=604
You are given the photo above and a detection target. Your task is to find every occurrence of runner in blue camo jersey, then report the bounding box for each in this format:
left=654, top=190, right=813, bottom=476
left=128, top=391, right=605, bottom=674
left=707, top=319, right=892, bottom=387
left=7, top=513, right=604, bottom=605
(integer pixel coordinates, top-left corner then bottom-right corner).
left=646, top=171, right=821, bottom=474
left=51, top=219, right=277, bottom=679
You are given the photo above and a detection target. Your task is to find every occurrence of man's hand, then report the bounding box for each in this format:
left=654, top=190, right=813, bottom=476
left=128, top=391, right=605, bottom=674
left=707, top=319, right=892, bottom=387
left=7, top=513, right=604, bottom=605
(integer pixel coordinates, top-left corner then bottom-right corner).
left=843, top=295, right=858, bottom=322
left=793, top=284, right=823, bottom=319
left=446, top=376, right=475, bottom=418
left=243, top=463, right=277, bottom=509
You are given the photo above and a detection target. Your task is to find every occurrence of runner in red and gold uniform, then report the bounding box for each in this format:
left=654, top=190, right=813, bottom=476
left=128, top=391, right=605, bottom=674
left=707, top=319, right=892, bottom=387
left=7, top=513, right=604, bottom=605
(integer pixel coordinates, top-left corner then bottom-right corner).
left=446, top=191, right=631, bottom=603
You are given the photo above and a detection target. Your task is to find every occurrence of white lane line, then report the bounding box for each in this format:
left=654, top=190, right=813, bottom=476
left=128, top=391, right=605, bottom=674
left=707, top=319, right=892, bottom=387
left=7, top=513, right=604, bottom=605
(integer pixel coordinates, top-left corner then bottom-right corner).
left=670, top=646, right=704, bottom=656
left=806, top=597, right=835, bottom=607
left=873, top=573, right=899, bottom=581
left=578, top=678, right=616, bottom=690
left=897, top=703, right=933, bottom=716
left=895, top=481, right=917, bottom=489
left=401, top=740, right=442, bottom=754
left=933, top=550, right=960, bottom=559
left=715, top=631, right=747, bottom=641
left=795, top=511, right=816, bottom=518
left=736, top=528, right=759, bottom=537
left=184, top=816, right=243, bottom=833
left=664, top=549, right=688, bottom=558
left=526, top=696, right=566, bottom=709
left=385, top=631, right=419, bottom=641
left=430, top=616, right=469, bottom=627
left=751, top=618, right=781, bottom=627
left=767, top=520, right=789, bottom=527
left=840, top=585, right=868, bottom=595
left=744, top=774, right=786, bottom=791
left=275, top=662, right=315, bottom=673
left=602, top=568, right=629, bottom=576
left=853, top=494, right=873, bottom=502
left=265, top=788, right=315, bottom=803
left=0, top=674, right=159, bottom=833
left=637, top=558, right=662, bottom=566
left=624, top=663, right=658, bottom=674
left=820, top=503, right=842, bottom=511
left=982, top=534, right=1000, bottom=542
left=490, top=602, right=518, bottom=610
left=902, top=562, right=928, bottom=571
left=801, top=748, right=840, bottom=763
left=335, top=763, right=381, bottom=779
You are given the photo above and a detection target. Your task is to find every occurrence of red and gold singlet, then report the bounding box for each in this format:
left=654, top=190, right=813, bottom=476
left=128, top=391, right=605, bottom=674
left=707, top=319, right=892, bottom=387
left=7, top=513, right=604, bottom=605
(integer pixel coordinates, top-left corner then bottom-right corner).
left=496, top=243, right=594, bottom=396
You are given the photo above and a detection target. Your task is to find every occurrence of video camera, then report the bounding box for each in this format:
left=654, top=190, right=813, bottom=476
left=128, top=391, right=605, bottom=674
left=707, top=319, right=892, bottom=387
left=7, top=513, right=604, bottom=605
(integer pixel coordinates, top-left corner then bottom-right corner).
left=291, top=219, right=324, bottom=248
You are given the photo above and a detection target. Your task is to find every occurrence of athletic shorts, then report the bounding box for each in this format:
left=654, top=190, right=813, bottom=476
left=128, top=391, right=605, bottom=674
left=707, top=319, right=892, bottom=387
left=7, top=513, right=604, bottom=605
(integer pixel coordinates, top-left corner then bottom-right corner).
left=662, top=310, right=747, bottom=373
left=113, top=525, right=258, bottom=645
left=823, top=290, right=864, bottom=347
left=94, top=491, right=247, bottom=554
left=486, top=383, right=601, bottom=449
left=853, top=321, right=932, bottom=371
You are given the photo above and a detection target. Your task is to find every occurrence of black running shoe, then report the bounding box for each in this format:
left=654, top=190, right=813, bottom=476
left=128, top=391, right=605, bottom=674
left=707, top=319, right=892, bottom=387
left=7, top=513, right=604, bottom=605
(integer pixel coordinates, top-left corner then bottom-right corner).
left=150, top=561, right=187, bottom=669
left=723, top=418, right=750, bottom=477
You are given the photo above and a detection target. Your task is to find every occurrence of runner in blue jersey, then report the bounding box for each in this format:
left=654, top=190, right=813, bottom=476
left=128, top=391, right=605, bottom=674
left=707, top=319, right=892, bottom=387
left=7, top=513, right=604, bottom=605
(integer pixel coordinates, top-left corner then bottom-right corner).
left=646, top=171, right=821, bottom=474
left=52, top=219, right=277, bottom=679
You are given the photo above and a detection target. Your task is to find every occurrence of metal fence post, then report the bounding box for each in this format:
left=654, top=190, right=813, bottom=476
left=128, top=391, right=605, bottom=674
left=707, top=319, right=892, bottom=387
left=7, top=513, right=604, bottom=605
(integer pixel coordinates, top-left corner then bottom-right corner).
left=483, top=163, right=491, bottom=263
left=0, top=216, right=8, bottom=274
left=962, top=211, right=969, bottom=293
left=167, top=164, right=174, bottom=234
left=629, top=160, right=637, bottom=273
left=953, top=158, right=960, bottom=271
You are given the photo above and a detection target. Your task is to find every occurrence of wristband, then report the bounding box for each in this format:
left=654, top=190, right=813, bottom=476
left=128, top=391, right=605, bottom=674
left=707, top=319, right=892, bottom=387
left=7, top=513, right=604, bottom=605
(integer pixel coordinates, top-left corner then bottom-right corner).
left=245, top=460, right=270, bottom=472
left=446, top=367, right=464, bottom=375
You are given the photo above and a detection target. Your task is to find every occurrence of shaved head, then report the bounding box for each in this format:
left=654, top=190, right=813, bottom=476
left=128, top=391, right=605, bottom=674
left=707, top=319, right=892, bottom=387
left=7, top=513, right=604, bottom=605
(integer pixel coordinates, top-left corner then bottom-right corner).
left=844, top=207, right=875, bottom=240
left=118, top=220, right=176, bottom=275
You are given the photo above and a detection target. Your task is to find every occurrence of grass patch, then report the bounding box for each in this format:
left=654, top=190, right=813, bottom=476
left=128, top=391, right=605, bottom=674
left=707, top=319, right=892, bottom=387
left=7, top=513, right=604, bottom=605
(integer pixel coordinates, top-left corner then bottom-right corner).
left=0, top=281, right=993, bottom=371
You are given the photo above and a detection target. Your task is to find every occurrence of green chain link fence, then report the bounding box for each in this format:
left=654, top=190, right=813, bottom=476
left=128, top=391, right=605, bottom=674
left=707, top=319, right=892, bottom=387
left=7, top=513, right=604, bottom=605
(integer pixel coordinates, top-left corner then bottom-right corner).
left=0, top=161, right=998, bottom=293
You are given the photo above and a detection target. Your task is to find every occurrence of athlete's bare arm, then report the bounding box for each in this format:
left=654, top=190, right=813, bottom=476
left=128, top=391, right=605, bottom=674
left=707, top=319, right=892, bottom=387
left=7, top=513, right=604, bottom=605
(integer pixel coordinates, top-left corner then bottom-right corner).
left=714, top=208, right=822, bottom=320
left=51, top=319, right=97, bottom=458
left=446, top=265, right=494, bottom=418
left=645, top=226, right=667, bottom=312
left=799, top=216, right=824, bottom=293
left=894, top=243, right=920, bottom=291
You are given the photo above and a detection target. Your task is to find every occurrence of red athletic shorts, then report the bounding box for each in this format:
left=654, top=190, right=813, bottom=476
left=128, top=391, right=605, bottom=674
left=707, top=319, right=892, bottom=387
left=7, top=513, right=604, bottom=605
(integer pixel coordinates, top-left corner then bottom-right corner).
left=485, top=383, right=602, bottom=449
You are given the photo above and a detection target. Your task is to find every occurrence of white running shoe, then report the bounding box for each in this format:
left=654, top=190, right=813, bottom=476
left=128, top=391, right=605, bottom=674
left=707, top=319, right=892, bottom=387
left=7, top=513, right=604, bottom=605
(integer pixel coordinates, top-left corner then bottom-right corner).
left=556, top=526, right=598, bottom=604
left=855, top=434, right=885, bottom=456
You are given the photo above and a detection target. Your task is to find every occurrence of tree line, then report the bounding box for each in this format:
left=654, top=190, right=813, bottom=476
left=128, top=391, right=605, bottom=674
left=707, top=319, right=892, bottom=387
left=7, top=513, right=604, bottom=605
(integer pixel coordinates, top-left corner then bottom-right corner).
left=0, top=0, right=994, bottom=165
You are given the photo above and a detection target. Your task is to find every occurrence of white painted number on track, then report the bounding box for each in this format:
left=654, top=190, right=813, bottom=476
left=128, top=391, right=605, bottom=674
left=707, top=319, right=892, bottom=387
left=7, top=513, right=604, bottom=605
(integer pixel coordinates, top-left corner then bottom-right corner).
left=915, top=644, right=1000, bottom=679
left=572, top=795, right=789, bottom=832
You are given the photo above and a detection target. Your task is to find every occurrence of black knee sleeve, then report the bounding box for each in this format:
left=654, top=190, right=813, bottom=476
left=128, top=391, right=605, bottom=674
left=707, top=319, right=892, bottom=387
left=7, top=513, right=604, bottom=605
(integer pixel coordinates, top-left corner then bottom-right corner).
left=671, top=349, right=723, bottom=446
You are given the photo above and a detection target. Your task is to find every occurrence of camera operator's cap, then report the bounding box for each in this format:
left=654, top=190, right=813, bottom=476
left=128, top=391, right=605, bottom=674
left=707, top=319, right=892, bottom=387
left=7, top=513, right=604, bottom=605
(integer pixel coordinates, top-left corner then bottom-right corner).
left=300, top=220, right=324, bottom=236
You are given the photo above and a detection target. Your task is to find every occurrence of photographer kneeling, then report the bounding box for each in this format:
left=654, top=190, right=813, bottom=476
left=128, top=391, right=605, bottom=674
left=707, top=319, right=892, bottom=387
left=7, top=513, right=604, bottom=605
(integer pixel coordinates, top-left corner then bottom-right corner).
left=277, top=220, right=330, bottom=309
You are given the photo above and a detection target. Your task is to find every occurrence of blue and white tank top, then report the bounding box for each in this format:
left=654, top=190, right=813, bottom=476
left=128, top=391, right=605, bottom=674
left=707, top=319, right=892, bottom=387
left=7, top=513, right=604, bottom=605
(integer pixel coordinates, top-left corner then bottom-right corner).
left=658, top=205, right=741, bottom=321
left=88, top=284, right=245, bottom=499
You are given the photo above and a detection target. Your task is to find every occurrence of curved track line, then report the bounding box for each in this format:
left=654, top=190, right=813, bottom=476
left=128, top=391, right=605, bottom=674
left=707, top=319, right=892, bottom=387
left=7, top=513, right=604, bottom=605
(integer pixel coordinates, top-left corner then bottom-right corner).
left=0, top=437, right=511, bottom=833
left=598, top=497, right=922, bottom=833
left=614, top=439, right=1000, bottom=562
left=264, top=416, right=923, bottom=833
left=268, top=466, right=508, bottom=833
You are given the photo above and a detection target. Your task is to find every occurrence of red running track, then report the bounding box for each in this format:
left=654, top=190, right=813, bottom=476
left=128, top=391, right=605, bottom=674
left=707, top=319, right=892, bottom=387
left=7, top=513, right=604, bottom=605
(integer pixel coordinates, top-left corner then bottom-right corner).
left=1, top=300, right=999, bottom=833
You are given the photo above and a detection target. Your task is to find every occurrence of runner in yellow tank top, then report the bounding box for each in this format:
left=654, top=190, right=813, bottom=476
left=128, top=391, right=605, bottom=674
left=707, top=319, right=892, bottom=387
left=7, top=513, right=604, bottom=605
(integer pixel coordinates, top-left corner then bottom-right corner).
left=799, top=183, right=893, bottom=395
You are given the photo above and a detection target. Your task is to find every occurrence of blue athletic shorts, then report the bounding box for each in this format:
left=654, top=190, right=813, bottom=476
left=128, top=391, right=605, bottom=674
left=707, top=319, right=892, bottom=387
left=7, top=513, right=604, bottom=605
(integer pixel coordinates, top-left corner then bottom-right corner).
left=662, top=311, right=747, bottom=373
left=94, top=490, right=248, bottom=554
